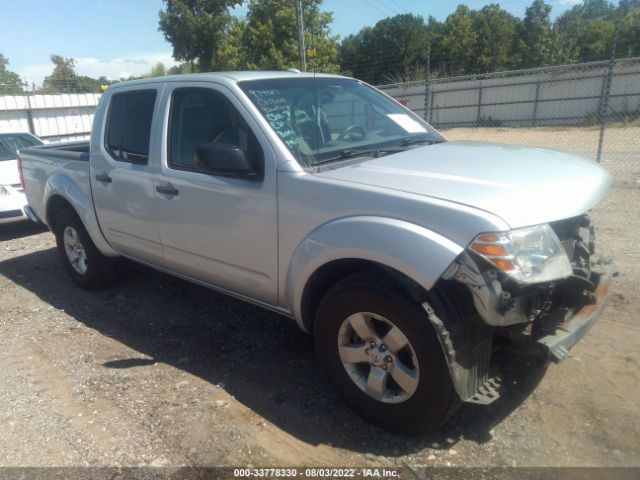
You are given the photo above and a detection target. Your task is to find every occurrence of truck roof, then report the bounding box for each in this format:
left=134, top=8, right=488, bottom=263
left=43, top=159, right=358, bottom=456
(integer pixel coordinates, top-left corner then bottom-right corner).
left=107, top=71, right=348, bottom=90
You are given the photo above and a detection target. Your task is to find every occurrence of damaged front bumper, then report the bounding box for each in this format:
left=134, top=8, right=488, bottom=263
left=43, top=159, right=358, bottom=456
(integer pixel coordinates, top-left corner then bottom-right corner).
left=437, top=217, right=616, bottom=404
left=537, top=264, right=614, bottom=362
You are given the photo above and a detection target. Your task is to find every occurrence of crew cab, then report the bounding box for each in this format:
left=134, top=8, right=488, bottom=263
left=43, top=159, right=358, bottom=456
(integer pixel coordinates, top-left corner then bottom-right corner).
left=18, top=72, right=614, bottom=433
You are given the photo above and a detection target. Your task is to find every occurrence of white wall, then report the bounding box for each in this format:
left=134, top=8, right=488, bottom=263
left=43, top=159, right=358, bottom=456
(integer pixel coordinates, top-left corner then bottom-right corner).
left=378, top=60, right=640, bottom=127
left=0, top=93, right=101, bottom=142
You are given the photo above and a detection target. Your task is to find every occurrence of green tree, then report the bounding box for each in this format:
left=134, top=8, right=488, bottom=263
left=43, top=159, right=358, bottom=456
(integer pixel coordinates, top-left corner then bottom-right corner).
left=340, top=14, right=432, bottom=83
left=517, top=0, right=570, bottom=68
left=76, top=75, right=110, bottom=92
left=619, top=5, right=640, bottom=57
left=243, top=0, right=339, bottom=72
left=158, top=0, right=242, bottom=72
left=572, top=0, right=616, bottom=19
left=41, top=55, right=79, bottom=93
left=556, top=0, right=617, bottom=62
left=148, top=62, right=167, bottom=77
left=216, top=17, right=248, bottom=70
left=339, top=28, right=377, bottom=82
left=442, top=5, right=477, bottom=75
left=424, top=16, right=446, bottom=76
left=0, top=54, right=24, bottom=94
left=167, top=63, right=198, bottom=75
left=619, top=0, right=640, bottom=14
left=472, top=4, right=519, bottom=72
left=40, top=55, right=105, bottom=93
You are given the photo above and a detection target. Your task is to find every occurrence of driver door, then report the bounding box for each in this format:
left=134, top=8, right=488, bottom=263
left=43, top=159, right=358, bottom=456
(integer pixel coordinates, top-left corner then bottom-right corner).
left=154, top=83, right=278, bottom=305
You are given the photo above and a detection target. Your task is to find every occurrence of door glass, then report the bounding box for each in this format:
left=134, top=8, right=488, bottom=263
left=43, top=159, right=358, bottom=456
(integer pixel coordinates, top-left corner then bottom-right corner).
left=105, top=90, right=156, bottom=163
left=168, top=88, right=262, bottom=174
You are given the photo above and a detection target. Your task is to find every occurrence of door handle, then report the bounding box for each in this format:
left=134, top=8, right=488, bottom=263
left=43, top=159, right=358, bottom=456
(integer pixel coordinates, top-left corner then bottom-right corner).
left=156, top=183, right=179, bottom=196
left=95, top=173, right=112, bottom=183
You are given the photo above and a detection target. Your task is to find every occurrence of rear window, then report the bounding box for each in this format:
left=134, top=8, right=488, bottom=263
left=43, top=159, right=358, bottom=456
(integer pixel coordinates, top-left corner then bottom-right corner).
left=0, top=134, right=43, bottom=161
left=105, top=90, right=157, bottom=163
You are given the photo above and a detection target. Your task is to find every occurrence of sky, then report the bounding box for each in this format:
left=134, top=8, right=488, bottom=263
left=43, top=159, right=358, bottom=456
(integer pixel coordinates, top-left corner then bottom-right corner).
left=1, top=0, right=584, bottom=87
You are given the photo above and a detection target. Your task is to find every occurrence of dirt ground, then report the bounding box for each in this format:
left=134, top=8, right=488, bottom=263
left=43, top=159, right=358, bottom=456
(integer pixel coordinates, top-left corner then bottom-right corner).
left=0, top=141, right=639, bottom=469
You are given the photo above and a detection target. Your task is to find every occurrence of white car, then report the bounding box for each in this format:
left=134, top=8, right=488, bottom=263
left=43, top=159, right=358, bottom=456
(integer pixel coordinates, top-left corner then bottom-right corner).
left=0, top=132, right=43, bottom=224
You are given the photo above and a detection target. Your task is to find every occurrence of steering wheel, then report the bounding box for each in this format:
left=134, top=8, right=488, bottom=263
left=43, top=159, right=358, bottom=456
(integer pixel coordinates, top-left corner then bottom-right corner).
left=338, top=124, right=366, bottom=141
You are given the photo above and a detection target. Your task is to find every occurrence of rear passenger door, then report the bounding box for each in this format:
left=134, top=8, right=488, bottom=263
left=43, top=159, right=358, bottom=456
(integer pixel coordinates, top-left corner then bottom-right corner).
left=91, top=87, right=164, bottom=265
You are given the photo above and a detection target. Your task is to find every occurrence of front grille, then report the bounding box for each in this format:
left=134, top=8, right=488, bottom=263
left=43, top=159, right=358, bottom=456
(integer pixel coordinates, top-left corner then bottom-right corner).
left=0, top=209, right=23, bottom=219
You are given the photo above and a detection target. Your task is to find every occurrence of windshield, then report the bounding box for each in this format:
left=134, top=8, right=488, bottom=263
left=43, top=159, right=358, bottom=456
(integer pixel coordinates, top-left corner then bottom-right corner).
left=0, top=134, right=42, bottom=161
left=238, top=77, right=444, bottom=169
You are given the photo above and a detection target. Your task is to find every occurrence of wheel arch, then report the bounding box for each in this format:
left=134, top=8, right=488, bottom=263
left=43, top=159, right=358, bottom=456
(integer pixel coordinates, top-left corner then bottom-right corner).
left=284, top=215, right=464, bottom=332
left=43, top=174, right=118, bottom=257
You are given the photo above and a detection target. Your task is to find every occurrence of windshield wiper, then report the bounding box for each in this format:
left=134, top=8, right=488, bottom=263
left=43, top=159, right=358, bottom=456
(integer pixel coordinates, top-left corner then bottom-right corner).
left=400, top=136, right=444, bottom=147
left=317, top=147, right=404, bottom=165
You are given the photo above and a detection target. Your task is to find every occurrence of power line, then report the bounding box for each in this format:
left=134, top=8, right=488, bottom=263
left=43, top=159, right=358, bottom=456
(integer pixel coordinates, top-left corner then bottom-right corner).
left=359, top=0, right=392, bottom=18
left=372, top=0, right=400, bottom=16
left=386, top=0, right=409, bottom=13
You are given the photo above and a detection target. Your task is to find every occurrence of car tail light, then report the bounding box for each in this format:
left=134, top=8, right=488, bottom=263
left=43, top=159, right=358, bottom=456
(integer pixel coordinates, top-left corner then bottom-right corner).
left=17, top=151, right=25, bottom=189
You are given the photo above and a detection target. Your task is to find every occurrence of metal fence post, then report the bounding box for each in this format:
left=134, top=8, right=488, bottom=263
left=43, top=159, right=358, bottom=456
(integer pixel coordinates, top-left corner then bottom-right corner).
left=424, top=44, right=431, bottom=122
left=429, top=89, right=434, bottom=124
left=476, top=81, right=483, bottom=127
left=25, top=95, right=36, bottom=135
left=597, top=19, right=620, bottom=163
left=532, top=75, right=541, bottom=127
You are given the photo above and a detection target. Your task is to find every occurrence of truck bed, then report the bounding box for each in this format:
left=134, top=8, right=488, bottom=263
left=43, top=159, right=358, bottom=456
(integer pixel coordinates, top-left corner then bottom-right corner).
left=19, top=141, right=91, bottom=226
left=22, top=141, right=90, bottom=160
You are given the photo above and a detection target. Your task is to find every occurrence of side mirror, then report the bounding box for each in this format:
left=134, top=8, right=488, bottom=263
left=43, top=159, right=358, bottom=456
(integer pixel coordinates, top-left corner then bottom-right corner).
left=195, top=143, right=259, bottom=180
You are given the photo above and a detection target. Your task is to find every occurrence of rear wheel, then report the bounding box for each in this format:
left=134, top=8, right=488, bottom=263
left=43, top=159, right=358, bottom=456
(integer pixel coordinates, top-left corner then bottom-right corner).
left=314, top=274, right=459, bottom=433
left=54, top=209, right=119, bottom=289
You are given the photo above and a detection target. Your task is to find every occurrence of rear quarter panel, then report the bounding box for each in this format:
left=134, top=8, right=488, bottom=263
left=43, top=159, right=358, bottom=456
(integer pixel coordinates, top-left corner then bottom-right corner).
left=20, top=144, right=117, bottom=256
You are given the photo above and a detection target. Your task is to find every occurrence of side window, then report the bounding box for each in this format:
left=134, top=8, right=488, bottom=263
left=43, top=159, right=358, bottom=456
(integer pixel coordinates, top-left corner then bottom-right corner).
left=168, top=87, right=262, bottom=174
left=105, top=90, right=156, bottom=163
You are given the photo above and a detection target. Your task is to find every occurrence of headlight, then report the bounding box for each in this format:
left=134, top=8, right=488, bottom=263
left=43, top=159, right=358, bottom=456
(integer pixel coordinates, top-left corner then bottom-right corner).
left=469, top=224, right=572, bottom=284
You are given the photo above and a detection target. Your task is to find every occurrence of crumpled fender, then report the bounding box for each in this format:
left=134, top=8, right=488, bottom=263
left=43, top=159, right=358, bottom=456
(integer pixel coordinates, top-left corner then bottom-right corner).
left=44, top=172, right=118, bottom=257
left=284, top=215, right=464, bottom=330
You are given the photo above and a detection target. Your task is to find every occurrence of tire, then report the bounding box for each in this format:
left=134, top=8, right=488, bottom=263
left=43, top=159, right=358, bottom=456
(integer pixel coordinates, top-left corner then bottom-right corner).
left=313, top=273, right=459, bottom=433
left=54, top=208, right=119, bottom=289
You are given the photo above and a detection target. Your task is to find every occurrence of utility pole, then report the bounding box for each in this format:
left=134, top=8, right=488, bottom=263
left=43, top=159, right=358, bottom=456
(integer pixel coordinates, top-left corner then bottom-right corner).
left=295, top=0, right=307, bottom=72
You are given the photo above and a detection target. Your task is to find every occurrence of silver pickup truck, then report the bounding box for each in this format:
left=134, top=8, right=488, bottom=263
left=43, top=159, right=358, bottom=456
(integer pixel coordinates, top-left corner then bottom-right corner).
left=19, top=71, right=614, bottom=433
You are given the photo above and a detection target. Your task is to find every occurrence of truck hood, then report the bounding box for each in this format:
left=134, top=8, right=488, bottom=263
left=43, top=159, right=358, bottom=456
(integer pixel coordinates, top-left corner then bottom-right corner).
left=0, top=159, right=20, bottom=186
left=316, top=141, right=612, bottom=229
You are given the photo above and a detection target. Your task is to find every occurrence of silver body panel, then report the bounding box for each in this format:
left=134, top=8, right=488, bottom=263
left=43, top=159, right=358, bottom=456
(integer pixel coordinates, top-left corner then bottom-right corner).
left=89, top=85, right=165, bottom=265
left=19, top=144, right=117, bottom=255
left=19, top=72, right=612, bottom=329
left=316, top=141, right=612, bottom=229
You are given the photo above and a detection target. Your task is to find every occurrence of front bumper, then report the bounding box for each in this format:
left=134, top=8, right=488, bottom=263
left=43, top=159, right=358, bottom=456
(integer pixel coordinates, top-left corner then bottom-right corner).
left=536, top=265, right=614, bottom=362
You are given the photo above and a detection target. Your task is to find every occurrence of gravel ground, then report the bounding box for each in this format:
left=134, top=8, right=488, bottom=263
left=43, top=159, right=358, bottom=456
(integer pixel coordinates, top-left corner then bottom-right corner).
left=0, top=165, right=639, bottom=469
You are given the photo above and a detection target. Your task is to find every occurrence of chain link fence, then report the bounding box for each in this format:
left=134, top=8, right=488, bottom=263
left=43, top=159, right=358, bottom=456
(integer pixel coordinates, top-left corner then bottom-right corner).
left=377, top=57, right=640, bottom=185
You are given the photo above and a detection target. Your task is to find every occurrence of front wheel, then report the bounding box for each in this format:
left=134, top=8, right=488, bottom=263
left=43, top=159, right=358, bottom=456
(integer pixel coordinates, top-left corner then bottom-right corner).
left=54, top=209, right=120, bottom=289
left=314, top=274, right=459, bottom=433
